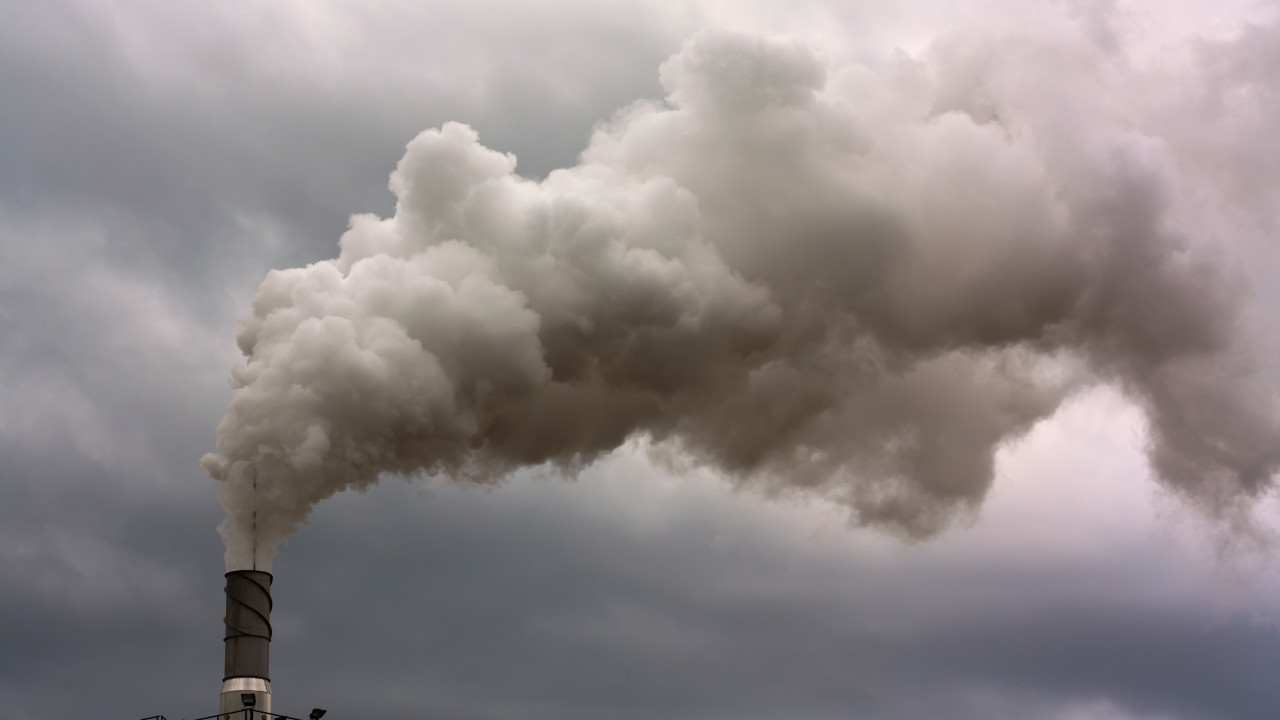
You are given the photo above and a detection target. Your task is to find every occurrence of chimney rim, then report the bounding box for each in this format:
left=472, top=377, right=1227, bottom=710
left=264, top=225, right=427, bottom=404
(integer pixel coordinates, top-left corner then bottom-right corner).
left=224, top=569, right=274, bottom=580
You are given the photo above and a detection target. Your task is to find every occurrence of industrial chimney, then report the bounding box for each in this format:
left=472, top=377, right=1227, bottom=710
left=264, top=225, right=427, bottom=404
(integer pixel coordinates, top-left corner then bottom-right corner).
left=221, top=570, right=273, bottom=715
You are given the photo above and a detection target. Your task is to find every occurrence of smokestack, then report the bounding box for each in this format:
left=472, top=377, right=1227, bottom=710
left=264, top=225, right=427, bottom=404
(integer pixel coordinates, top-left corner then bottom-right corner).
left=220, top=570, right=272, bottom=715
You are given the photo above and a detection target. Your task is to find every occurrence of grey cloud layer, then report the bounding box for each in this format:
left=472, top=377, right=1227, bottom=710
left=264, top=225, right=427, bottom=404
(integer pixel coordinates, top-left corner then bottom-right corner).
left=259, top=473, right=1280, bottom=720
left=206, top=29, right=1280, bottom=569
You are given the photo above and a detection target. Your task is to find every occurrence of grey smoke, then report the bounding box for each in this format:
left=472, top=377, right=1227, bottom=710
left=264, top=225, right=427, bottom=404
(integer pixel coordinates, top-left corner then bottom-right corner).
left=203, top=29, right=1280, bottom=570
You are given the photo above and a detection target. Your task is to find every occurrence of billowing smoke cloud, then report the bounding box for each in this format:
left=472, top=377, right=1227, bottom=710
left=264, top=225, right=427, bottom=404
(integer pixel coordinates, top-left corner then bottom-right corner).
left=204, top=27, right=1280, bottom=569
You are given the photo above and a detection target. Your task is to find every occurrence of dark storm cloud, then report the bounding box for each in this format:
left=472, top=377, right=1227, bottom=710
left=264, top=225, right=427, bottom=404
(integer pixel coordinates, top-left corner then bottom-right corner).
left=0, top=436, right=226, bottom=720
left=255, top=477, right=1280, bottom=720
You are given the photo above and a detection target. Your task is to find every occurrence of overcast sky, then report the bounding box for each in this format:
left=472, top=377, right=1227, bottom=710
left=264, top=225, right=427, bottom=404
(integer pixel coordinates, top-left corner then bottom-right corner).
left=5, top=1, right=1280, bottom=719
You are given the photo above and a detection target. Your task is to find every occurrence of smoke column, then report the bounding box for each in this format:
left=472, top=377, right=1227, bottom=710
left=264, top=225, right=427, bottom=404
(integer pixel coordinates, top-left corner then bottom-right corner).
left=203, top=27, right=1280, bottom=570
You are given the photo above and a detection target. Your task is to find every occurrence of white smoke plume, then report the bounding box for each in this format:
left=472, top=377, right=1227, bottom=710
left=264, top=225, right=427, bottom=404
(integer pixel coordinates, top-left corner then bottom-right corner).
left=204, top=25, right=1280, bottom=570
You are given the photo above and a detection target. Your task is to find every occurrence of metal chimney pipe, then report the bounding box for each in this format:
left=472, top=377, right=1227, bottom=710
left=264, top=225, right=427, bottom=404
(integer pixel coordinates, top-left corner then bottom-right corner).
left=220, top=570, right=273, bottom=715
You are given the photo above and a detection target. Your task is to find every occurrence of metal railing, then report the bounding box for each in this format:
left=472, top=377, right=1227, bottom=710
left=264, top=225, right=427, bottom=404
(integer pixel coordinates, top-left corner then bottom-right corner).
left=196, top=710, right=308, bottom=720
left=141, top=711, right=311, bottom=720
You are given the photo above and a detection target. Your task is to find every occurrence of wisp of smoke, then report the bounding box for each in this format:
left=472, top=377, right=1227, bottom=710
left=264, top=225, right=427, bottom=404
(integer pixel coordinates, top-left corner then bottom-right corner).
left=204, top=27, right=1280, bottom=569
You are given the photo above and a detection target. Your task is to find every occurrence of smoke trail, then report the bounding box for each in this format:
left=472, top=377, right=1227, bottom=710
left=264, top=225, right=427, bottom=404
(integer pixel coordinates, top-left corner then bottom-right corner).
left=204, top=28, right=1280, bottom=569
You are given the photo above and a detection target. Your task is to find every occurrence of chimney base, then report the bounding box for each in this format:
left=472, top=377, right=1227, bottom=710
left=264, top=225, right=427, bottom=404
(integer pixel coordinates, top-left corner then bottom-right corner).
left=219, top=677, right=272, bottom=716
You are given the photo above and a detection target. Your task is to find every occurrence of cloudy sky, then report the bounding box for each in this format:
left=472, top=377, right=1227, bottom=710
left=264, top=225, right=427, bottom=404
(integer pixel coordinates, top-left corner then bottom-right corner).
left=5, top=1, right=1280, bottom=719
